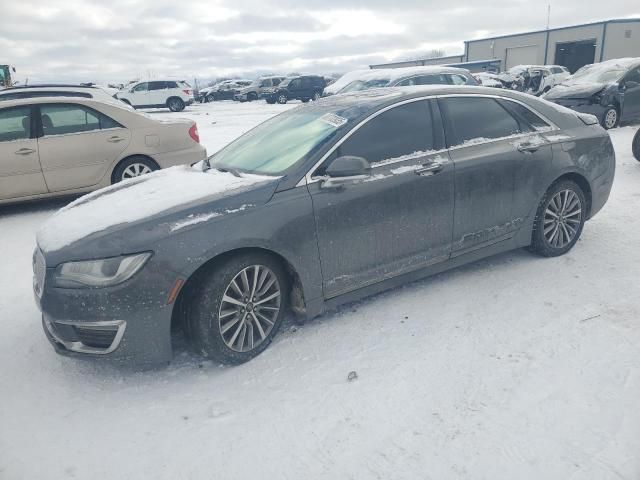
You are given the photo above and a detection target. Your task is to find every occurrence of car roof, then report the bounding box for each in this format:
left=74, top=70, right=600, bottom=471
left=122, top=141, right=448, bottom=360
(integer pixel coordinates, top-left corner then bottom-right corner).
left=0, top=84, right=100, bottom=91
left=0, top=96, right=131, bottom=110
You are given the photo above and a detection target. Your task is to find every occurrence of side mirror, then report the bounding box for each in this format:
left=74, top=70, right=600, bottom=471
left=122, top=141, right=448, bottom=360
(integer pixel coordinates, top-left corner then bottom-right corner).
left=322, top=156, right=371, bottom=188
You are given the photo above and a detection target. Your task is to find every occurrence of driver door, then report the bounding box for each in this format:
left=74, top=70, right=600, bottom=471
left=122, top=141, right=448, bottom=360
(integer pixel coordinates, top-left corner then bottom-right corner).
left=307, top=100, right=454, bottom=298
left=128, top=82, right=150, bottom=107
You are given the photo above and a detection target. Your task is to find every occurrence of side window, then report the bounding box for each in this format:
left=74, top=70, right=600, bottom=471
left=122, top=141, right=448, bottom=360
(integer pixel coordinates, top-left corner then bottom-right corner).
left=440, top=97, right=522, bottom=146
left=447, top=74, right=468, bottom=85
left=132, top=83, right=148, bottom=92
left=300, top=78, right=312, bottom=88
left=273, top=78, right=282, bottom=86
left=625, top=68, right=640, bottom=84
left=260, top=79, right=272, bottom=87
left=289, top=79, right=301, bottom=89
left=165, top=81, right=178, bottom=89
left=147, top=81, right=164, bottom=91
left=499, top=100, right=550, bottom=131
left=551, top=67, right=563, bottom=74
left=337, top=101, right=435, bottom=164
left=0, top=107, right=31, bottom=142
left=40, top=104, right=107, bottom=136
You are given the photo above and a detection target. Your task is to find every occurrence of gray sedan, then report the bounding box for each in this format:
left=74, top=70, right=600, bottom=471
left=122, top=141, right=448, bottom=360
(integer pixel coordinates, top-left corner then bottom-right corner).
left=34, top=86, right=615, bottom=366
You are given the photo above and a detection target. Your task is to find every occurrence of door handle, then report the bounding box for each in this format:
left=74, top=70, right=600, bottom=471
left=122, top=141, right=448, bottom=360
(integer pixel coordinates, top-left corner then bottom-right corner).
left=517, top=142, right=540, bottom=153
left=15, top=148, right=36, bottom=155
left=107, top=136, right=125, bottom=143
left=415, top=161, right=444, bottom=176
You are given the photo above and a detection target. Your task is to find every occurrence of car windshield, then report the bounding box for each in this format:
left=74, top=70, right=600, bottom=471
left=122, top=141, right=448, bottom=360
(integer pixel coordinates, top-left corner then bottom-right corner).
left=337, top=79, right=390, bottom=94
left=566, top=66, right=627, bottom=84
left=209, top=108, right=347, bottom=175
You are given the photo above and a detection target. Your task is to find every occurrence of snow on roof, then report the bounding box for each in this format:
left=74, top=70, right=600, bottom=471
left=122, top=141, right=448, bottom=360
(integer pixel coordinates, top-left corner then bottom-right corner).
left=36, top=166, right=275, bottom=252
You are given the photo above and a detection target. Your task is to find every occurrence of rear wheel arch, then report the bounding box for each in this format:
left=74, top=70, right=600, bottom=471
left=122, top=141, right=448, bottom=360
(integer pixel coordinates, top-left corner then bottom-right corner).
left=551, top=172, right=592, bottom=219
left=171, top=247, right=307, bottom=334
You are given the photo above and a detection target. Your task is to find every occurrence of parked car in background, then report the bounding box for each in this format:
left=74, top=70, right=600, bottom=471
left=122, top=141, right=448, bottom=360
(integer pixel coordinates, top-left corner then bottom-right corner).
left=474, top=72, right=505, bottom=88
left=0, top=84, right=130, bottom=107
left=264, top=75, right=327, bottom=104
left=34, top=86, right=614, bottom=366
left=234, top=76, right=286, bottom=102
left=331, top=66, right=478, bottom=95
left=633, top=128, right=640, bottom=161
left=116, top=80, right=194, bottom=112
left=0, top=97, right=206, bottom=204
left=508, top=65, right=570, bottom=95
left=323, top=69, right=371, bottom=95
left=543, top=58, right=640, bottom=129
left=199, top=79, right=252, bottom=103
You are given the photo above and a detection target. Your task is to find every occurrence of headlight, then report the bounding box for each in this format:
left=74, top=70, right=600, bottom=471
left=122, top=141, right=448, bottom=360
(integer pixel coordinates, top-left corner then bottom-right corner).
left=52, top=252, right=152, bottom=288
left=590, top=89, right=605, bottom=104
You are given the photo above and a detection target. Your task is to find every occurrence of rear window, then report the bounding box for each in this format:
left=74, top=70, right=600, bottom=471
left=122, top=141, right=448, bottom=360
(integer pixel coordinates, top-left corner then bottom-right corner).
left=499, top=99, right=550, bottom=131
left=440, top=97, right=522, bottom=146
left=0, top=91, right=92, bottom=101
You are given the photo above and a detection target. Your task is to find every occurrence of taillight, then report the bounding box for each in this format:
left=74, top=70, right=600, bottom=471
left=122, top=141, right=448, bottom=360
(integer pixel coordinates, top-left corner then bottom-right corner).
left=183, top=89, right=192, bottom=96
left=189, top=124, right=200, bottom=143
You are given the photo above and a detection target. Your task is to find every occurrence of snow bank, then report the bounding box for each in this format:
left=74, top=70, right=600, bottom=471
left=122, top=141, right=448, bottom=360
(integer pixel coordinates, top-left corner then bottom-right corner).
left=37, top=166, right=275, bottom=251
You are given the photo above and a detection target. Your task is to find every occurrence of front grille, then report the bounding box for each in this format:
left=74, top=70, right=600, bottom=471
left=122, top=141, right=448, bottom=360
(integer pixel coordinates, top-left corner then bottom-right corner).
left=73, top=326, right=118, bottom=349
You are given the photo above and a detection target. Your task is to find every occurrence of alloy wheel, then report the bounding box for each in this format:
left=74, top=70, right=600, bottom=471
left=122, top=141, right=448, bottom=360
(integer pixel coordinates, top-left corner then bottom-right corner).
left=122, top=163, right=153, bottom=180
left=218, top=265, right=281, bottom=353
left=604, top=108, right=618, bottom=129
left=278, top=94, right=287, bottom=104
left=543, top=189, right=582, bottom=248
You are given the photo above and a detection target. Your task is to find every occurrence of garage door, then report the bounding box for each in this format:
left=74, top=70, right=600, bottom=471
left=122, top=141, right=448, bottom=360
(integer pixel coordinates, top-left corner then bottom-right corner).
left=505, top=45, right=539, bottom=69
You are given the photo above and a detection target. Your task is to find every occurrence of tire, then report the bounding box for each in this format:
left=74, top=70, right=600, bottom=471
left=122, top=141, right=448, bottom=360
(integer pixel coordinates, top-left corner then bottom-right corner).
left=601, top=106, right=619, bottom=130
left=277, top=94, right=288, bottom=104
left=266, top=98, right=276, bottom=105
left=633, top=129, right=640, bottom=162
left=206, top=93, right=215, bottom=103
left=248, top=92, right=258, bottom=102
left=185, top=253, right=289, bottom=365
left=167, top=97, right=185, bottom=112
left=312, top=92, right=321, bottom=101
left=112, top=156, right=159, bottom=183
left=301, top=98, right=310, bottom=103
left=529, top=180, right=586, bottom=257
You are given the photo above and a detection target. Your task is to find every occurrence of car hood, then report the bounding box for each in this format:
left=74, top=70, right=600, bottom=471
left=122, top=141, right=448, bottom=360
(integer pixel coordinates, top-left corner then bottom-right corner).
left=37, top=166, right=280, bottom=261
left=544, top=82, right=607, bottom=99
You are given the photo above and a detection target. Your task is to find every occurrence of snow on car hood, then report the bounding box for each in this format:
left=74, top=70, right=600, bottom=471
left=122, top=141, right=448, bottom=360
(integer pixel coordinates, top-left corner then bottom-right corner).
left=37, top=166, right=278, bottom=252
left=544, top=82, right=606, bottom=99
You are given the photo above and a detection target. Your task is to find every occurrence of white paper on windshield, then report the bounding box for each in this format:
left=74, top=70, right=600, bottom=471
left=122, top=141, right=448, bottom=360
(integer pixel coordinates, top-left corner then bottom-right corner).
left=319, top=113, right=348, bottom=128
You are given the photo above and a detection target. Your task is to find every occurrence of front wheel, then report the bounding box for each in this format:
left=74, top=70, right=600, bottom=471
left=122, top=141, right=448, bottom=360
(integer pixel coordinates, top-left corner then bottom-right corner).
left=186, top=253, right=289, bottom=365
left=602, top=106, right=619, bottom=130
left=633, top=128, right=640, bottom=161
left=167, top=97, right=185, bottom=112
left=277, top=94, right=288, bottom=104
left=206, top=93, right=215, bottom=103
left=529, top=180, right=586, bottom=257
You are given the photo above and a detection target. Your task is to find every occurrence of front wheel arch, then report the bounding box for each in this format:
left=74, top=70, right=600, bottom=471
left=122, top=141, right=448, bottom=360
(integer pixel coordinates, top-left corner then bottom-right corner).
left=171, top=247, right=306, bottom=335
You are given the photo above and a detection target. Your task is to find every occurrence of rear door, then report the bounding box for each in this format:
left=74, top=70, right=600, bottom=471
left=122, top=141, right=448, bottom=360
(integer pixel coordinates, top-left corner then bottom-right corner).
left=308, top=99, right=454, bottom=297
left=287, top=78, right=303, bottom=99
left=622, top=67, right=640, bottom=119
left=0, top=105, right=48, bottom=200
left=147, top=81, right=168, bottom=105
left=36, top=103, right=131, bottom=191
left=439, top=95, right=550, bottom=254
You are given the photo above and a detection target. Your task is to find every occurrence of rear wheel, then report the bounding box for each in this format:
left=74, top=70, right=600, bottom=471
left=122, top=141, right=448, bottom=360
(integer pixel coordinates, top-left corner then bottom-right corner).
left=301, top=98, right=310, bottom=103
left=266, top=98, right=276, bottom=104
left=632, top=128, right=640, bottom=161
left=312, top=91, right=322, bottom=101
left=602, top=106, right=619, bottom=130
left=167, top=97, right=185, bottom=112
left=186, top=253, right=288, bottom=365
left=112, top=156, right=159, bottom=183
left=206, top=93, right=215, bottom=103
left=529, top=180, right=586, bottom=257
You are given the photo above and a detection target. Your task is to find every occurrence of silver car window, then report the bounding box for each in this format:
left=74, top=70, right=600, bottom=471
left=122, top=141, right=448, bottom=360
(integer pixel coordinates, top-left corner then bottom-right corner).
left=0, top=107, right=31, bottom=142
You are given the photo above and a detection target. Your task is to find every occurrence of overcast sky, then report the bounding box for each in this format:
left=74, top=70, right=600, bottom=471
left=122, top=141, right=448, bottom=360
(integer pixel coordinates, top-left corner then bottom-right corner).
left=2, top=0, right=638, bottom=85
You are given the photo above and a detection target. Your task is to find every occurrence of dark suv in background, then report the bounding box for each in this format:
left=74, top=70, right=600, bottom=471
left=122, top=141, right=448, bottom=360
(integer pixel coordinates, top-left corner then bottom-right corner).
left=265, top=75, right=327, bottom=104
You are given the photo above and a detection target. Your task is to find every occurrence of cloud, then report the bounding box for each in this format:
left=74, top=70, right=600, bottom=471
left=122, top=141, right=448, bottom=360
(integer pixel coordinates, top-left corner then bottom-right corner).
left=0, top=0, right=637, bottom=84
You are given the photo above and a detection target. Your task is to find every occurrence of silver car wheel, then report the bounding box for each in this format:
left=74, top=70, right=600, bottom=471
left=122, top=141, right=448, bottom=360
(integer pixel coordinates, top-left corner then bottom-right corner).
left=543, top=189, right=582, bottom=248
left=122, top=163, right=153, bottom=180
left=277, top=94, right=287, bottom=104
left=218, top=265, right=281, bottom=353
left=604, top=108, right=618, bottom=129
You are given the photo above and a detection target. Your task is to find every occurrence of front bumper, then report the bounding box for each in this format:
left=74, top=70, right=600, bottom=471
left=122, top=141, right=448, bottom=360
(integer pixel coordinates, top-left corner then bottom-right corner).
left=35, top=253, right=179, bottom=365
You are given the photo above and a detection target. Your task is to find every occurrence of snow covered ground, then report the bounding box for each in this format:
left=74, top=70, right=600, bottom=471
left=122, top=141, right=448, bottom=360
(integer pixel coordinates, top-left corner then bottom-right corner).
left=0, top=100, right=639, bottom=480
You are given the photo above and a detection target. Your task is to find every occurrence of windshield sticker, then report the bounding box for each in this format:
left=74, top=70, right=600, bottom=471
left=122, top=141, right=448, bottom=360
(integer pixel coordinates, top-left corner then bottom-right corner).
left=319, top=113, right=348, bottom=128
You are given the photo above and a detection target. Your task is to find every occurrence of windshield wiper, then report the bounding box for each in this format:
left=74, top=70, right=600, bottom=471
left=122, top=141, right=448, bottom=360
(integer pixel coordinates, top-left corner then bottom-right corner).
left=215, top=167, right=243, bottom=177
